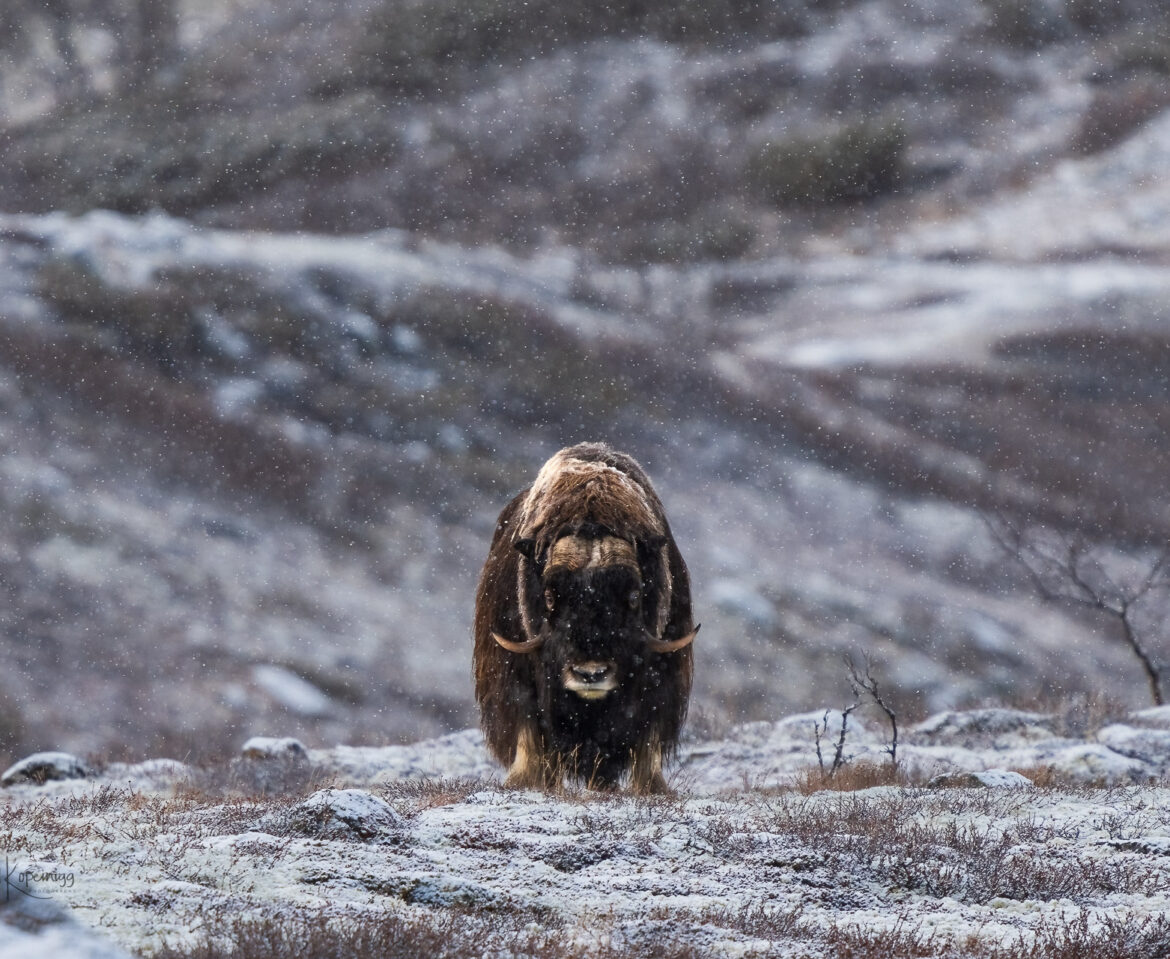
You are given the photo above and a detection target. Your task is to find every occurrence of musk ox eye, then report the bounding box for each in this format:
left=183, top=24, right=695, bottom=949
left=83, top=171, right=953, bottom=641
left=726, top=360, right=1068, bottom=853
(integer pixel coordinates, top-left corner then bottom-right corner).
left=628, top=590, right=640, bottom=609
left=544, top=588, right=556, bottom=612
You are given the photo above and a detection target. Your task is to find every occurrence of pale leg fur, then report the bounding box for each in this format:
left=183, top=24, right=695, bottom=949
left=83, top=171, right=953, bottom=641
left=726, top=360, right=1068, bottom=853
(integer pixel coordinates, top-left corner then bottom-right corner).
left=504, top=725, right=560, bottom=790
left=629, top=736, right=669, bottom=795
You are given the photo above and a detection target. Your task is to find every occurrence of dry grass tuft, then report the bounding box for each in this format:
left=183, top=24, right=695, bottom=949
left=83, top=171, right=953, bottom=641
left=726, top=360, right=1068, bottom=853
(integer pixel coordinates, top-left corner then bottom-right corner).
left=376, top=777, right=495, bottom=818
left=794, top=759, right=909, bottom=794
left=1006, top=763, right=1061, bottom=788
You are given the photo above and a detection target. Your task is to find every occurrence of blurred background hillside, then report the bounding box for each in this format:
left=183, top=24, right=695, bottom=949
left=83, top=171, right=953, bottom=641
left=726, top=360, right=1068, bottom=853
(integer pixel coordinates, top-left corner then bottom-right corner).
left=2, top=0, right=1170, bottom=770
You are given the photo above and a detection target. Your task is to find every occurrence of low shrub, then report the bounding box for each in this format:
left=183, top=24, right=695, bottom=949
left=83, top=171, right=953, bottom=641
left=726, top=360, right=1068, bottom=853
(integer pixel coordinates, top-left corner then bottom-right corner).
left=3, top=89, right=400, bottom=220
left=749, top=116, right=906, bottom=206
left=978, top=0, right=1069, bottom=49
left=348, top=0, right=847, bottom=96
left=1071, top=78, right=1170, bottom=154
left=795, top=759, right=907, bottom=794
left=151, top=908, right=706, bottom=959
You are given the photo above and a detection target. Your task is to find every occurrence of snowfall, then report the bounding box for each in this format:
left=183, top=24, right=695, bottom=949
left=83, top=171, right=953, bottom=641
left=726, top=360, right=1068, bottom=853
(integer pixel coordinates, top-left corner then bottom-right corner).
left=3, top=705, right=1170, bottom=958
left=6, top=9, right=1170, bottom=957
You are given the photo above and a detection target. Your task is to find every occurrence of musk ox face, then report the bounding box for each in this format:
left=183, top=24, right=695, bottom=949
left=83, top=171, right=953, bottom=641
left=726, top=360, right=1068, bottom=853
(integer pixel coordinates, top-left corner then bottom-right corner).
left=474, top=443, right=698, bottom=794
left=495, top=530, right=698, bottom=702
left=525, top=533, right=651, bottom=702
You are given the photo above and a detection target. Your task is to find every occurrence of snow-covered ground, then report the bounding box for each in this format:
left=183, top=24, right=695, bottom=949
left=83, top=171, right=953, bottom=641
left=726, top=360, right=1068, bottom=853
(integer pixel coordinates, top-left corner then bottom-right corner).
left=3, top=708, right=1170, bottom=958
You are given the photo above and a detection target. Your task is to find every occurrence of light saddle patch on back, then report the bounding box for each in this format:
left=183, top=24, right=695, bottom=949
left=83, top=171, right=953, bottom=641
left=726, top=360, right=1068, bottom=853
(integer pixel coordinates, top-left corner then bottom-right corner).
left=519, top=453, right=664, bottom=544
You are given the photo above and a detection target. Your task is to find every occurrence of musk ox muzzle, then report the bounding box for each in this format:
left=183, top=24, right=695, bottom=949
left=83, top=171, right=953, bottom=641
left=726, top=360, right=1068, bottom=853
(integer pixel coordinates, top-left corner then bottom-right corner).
left=561, top=661, right=617, bottom=699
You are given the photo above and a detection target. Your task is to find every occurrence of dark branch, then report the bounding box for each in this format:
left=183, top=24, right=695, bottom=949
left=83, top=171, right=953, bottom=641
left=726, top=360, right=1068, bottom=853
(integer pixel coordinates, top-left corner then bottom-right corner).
left=984, top=514, right=1167, bottom=706
left=846, top=654, right=898, bottom=769
left=813, top=700, right=858, bottom=780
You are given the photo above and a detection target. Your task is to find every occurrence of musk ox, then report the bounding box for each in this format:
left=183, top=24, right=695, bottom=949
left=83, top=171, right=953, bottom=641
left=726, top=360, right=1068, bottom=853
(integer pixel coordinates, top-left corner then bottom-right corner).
left=473, top=442, right=698, bottom=794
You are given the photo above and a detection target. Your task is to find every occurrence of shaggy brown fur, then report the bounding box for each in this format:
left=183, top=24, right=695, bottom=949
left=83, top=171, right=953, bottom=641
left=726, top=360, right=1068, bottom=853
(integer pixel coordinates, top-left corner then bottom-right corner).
left=473, top=443, right=696, bottom=794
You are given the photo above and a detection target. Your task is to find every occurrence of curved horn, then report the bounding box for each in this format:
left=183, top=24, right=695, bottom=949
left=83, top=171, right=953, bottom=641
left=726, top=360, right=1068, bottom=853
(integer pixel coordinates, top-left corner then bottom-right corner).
left=645, top=624, right=700, bottom=654
left=492, top=631, right=545, bottom=654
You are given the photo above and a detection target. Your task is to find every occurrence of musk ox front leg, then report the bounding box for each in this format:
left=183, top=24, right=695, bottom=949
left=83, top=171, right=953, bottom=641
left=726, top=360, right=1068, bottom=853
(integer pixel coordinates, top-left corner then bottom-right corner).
left=505, top=725, right=562, bottom=790
left=629, top=735, right=669, bottom=795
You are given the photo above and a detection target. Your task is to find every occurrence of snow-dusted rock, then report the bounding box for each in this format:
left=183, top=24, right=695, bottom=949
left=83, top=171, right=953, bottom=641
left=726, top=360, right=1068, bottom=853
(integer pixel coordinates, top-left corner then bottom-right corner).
left=261, top=788, right=404, bottom=839
left=240, top=736, right=309, bottom=761
left=1043, top=742, right=1154, bottom=783
left=1, top=752, right=89, bottom=788
left=910, top=708, right=1057, bottom=749
left=251, top=665, right=334, bottom=718
left=679, top=712, right=888, bottom=792
left=1094, top=724, right=1170, bottom=776
left=1099, top=836, right=1170, bottom=856
left=927, top=768, right=1034, bottom=789
left=1130, top=705, right=1170, bottom=730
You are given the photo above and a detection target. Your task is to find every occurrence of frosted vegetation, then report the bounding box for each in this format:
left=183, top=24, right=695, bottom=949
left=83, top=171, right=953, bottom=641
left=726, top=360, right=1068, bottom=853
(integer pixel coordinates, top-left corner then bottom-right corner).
left=4, top=705, right=1170, bottom=958
left=2, top=0, right=1170, bottom=955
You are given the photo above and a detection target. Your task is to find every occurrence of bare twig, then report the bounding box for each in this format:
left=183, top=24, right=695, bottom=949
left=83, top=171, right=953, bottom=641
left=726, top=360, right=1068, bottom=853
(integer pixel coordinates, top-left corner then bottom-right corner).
left=812, top=700, right=858, bottom=780
left=846, top=654, right=898, bottom=769
left=813, top=712, right=829, bottom=774
left=985, top=515, right=1168, bottom=706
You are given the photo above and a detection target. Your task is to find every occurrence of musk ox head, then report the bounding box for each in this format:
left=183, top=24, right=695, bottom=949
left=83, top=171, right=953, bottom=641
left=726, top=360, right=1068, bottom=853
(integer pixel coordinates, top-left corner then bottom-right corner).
left=474, top=443, right=698, bottom=793
left=493, top=529, right=698, bottom=701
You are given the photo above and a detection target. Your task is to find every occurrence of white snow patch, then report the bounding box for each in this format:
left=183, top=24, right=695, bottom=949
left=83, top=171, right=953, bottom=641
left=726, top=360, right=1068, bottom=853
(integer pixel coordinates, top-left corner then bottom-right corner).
left=251, top=664, right=334, bottom=718
left=1132, top=705, right=1170, bottom=730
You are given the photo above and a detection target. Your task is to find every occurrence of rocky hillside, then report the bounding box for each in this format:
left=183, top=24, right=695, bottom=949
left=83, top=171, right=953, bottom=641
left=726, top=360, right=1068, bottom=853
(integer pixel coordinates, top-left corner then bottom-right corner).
left=2, top=0, right=1170, bottom=769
